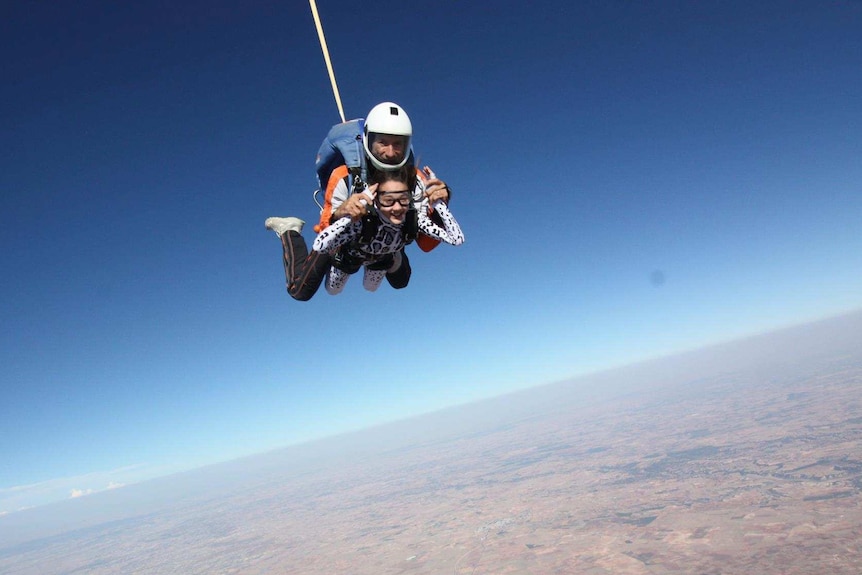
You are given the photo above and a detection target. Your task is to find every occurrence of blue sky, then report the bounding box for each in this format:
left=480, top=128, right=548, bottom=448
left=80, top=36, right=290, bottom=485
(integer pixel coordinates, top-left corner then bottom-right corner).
left=2, top=0, right=861, bottom=513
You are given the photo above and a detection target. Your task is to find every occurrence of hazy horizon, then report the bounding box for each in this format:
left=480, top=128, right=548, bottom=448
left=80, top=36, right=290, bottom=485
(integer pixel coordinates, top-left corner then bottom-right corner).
left=3, top=307, right=861, bottom=549
left=2, top=307, right=861, bottom=573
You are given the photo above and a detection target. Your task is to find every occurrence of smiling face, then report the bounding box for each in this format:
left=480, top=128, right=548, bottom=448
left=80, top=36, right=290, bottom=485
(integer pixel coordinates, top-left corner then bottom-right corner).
left=375, top=180, right=411, bottom=225
left=369, top=133, right=407, bottom=166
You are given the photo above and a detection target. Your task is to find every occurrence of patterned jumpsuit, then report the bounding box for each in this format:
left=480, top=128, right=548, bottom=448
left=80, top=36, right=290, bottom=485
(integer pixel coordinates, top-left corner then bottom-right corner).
left=314, top=200, right=464, bottom=295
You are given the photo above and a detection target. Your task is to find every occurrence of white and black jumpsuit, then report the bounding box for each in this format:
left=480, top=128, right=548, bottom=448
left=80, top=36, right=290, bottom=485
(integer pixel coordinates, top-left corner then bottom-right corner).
left=314, top=200, right=464, bottom=295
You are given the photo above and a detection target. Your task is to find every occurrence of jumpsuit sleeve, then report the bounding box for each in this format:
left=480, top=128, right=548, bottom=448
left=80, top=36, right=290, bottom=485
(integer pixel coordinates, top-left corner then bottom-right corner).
left=329, top=178, right=349, bottom=214
left=417, top=201, right=465, bottom=246
left=313, top=217, right=361, bottom=254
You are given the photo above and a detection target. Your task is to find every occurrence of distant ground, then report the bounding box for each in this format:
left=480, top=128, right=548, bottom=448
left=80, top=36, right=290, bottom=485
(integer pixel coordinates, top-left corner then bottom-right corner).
left=2, top=311, right=861, bottom=574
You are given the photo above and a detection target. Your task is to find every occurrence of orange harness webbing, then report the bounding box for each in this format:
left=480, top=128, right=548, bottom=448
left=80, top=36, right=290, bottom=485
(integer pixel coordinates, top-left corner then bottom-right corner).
left=313, top=166, right=442, bottom=252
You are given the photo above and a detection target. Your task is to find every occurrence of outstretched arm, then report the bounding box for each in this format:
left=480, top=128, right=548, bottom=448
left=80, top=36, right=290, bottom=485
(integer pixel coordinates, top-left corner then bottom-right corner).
left=333, top=183, right=376, bottom=221
left=418, top=201, right=464, bottom=246
left=313, top=217, right=361, bottom=253
left=421, top=166, right=451, bottom=205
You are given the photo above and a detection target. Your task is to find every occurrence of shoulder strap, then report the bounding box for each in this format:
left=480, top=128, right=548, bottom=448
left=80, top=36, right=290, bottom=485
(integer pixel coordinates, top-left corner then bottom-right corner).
left=314, top=165, right=351, bottom=233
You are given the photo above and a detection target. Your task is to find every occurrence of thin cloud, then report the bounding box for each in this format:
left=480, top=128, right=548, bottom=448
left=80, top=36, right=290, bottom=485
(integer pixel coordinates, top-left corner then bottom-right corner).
left=69, top=488, right=94, bottom=499
left=1, top=463, right=150, bottom=513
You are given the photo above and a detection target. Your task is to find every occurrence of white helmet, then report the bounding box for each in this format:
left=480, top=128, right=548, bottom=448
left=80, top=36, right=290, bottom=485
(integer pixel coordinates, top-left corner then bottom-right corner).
left=363, top=102, right=413, bottom=170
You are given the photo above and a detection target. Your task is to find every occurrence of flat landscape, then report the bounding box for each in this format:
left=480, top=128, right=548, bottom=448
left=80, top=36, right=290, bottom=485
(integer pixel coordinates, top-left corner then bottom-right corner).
left=2, top=313, right=861, bottom=574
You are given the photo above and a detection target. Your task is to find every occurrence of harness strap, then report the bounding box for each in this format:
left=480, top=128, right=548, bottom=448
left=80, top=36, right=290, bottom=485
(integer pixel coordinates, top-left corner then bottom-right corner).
left=314, top=165, right=351, bottom=233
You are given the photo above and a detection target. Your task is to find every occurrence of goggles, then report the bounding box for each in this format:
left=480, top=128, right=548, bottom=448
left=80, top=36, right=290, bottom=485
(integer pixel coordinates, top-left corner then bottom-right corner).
left=376, top=190, right=411, bottom=208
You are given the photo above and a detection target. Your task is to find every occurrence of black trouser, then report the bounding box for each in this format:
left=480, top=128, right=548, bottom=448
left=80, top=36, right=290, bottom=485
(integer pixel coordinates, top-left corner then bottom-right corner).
left=385, top=249, right=411, bottom=289
left=281, top=231, right=331, bottom=301
left=283, top=233, right=411, bottom=298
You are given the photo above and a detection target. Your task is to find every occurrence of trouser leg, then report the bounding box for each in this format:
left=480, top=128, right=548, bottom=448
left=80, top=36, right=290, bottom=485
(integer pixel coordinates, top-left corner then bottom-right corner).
left=385, top=248, right=411, bottom=289
left=325, top=267, right=349, bottom=295
left=282, top=231, right=330, bottom=301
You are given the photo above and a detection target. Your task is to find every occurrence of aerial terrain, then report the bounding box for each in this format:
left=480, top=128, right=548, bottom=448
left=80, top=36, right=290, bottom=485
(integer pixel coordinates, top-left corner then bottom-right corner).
left=1, top=311, right=861, bottom=574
